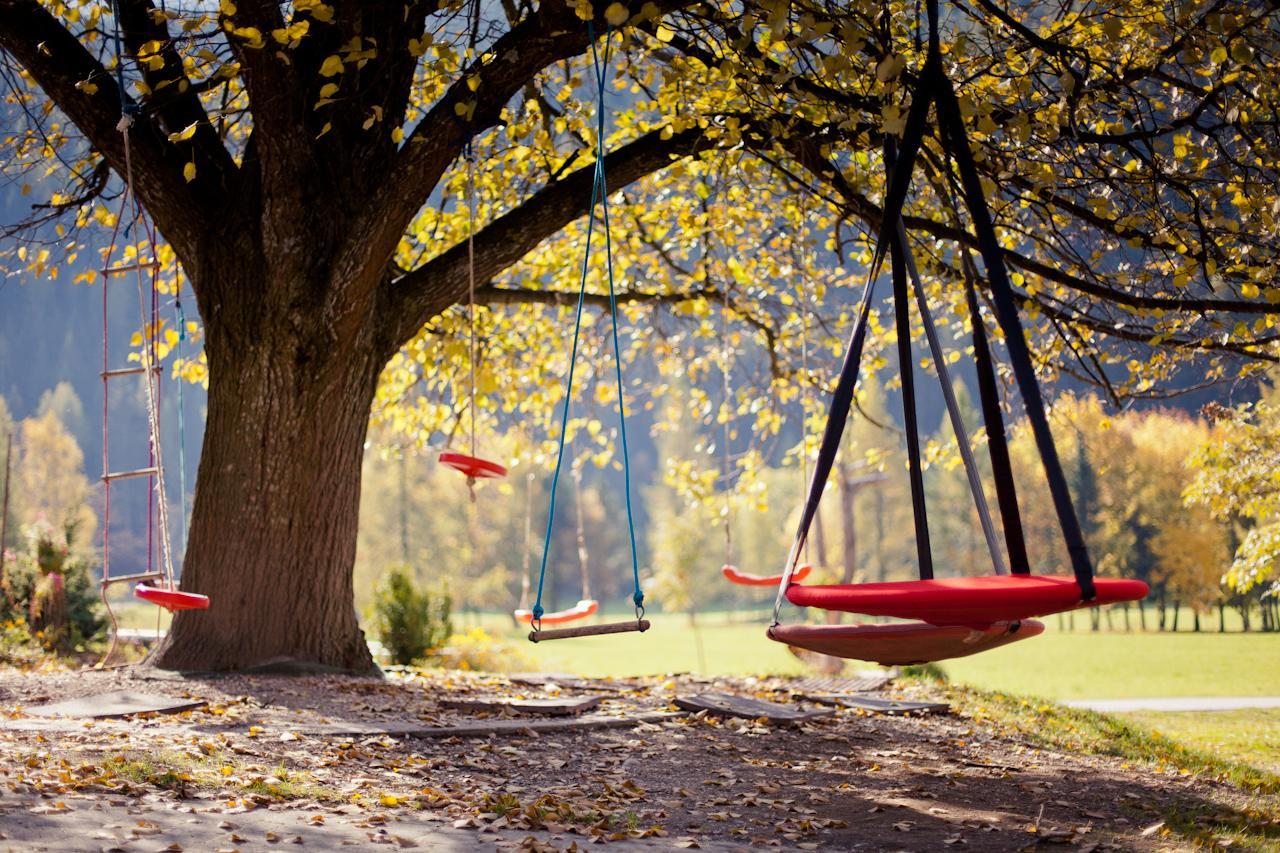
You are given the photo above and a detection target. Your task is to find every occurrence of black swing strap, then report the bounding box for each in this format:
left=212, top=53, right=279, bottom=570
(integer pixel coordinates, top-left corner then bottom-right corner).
left=887, top=141, right=933, bottom=580
left=933, top=73, right=1096, bottom=598
left=959, top=243, right=1030, bottom=572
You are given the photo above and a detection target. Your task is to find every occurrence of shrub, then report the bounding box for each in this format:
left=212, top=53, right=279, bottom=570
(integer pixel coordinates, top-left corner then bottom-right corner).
left=437, top=627, right=532, bottom=673
left=372, top=565, right=452, bottom=665
left=1, top=519, right=102, bottom=653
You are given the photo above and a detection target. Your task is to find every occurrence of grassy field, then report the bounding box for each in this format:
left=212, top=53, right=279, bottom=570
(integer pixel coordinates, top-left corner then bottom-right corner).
left=112, top=602, right=1280, bottom=700
left=476, top=609, right=1280, bottom=701
left=1119, top=708, right=1280, bottom=774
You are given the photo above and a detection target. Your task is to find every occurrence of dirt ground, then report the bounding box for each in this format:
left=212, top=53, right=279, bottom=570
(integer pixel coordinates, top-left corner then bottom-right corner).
left=0, top=665, right=1269, bottom=851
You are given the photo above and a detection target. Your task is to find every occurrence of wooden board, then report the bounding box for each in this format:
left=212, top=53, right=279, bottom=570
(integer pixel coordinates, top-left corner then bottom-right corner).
left=800, top=693, right=949, bottom=716
left=673, top=692, right=834, bottom=723
left=439, top=695, right=604, bottom=717
left=25, top=690, right=205, bottom=719
left=788, top=673, right=895, bottom=694
left=301, top=711, right=681, bottom=739
left=506, top=672, right=596, bottom=689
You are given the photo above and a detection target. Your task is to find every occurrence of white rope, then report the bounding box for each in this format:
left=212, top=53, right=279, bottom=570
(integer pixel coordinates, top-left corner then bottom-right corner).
left=465, top=147, right=478, bottom=502
left=122, top=126, right=176, bottom=589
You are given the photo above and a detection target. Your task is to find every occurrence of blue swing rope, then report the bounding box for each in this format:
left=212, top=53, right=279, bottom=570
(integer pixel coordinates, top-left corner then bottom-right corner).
left=531, top=23, right=643, bottom=626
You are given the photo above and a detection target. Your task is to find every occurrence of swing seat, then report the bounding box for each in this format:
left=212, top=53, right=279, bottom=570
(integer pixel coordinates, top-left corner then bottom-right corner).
left=768, top=618, right=1044, bottom=666
left=722, top=563, right=812, bottom=586
left=513, top=599, right=599, bottom=625
left=786, top=574, right=1148, bottom=628
left=134, top=583, right=210, bottom=612
left=439, top=452, right=508, bottom=479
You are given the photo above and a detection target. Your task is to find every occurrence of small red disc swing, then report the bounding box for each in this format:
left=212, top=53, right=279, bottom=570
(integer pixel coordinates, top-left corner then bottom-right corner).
left=440, top=146, right=508, bottom=484
left=766, top=17, right=1145, bottom=665
left=714, top=196, right=815, bottom=592
left=98, top=108, right=208, bottom=651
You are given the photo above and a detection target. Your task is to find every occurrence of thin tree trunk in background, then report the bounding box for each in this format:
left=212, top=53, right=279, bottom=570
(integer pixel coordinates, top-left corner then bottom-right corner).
left=1139, top=599, right=1147, bottom=631
left=398, top=452, right=410, bottom=564
left=1123, top=603, right=1130, bottom=632
left=1219, top=601, right=1226, bottom=633
left=0, top=433, right=11, bottom=590
left=834, top=459, right=858, bottom=629
left=1193, top=610, right=1200, bottom=632
left=874, top=488, right=886, bottom=583
left=1171, top=601, right=1181, bottom=632
left=812, top=505, right=830, bottom=572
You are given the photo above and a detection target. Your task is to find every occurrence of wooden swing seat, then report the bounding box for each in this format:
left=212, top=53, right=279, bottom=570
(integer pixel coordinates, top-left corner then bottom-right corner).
left=786, top=574, right=1148, bottom=629
left=722, top=563, right=812, bottom=587
left=439, top=452, right=508, bottom=479
left=513, top=599, right=599, bottom=625
left=134, top=583, right=210, bottom=612
left=529, top=618, right=650, bottom=643
left=768, top=618, right=1043, bottom=666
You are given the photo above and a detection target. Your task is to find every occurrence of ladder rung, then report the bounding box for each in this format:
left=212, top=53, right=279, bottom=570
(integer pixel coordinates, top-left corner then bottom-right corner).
left=102, top=260, right=161, bottom=276
left=101, top=366, right=160, bottom=379
left=103, top=466, right=158, bottom=482
left=103, top=571, right=163, bottom=586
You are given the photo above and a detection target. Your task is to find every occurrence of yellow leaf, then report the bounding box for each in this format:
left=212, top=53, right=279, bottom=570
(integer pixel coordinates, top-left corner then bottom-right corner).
left=319, top=54, right=343, bottom=77
left=604, top=2, right=629, bottom=25
left=75, top=80, right=99, bottom=96
left=167, top=121, right=199, bottom=142
left=391, top=127, right=404, bottom=143
left=231, top=26, right=264, bottom=49
left=183, top=161, right=196, bottom=182
left=1241, top=283, right=1260, bottom=298
left=318, top=83, right=338, bottom=98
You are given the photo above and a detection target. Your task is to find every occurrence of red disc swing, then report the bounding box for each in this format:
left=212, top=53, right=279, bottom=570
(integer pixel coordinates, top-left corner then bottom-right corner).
left=97, top=111, right=209, bottom=640
left=713, top=196, right=814, bottom=591
left=440, top=147, right=508, bottom=484
left=765, top=25, right=1145, bottom=664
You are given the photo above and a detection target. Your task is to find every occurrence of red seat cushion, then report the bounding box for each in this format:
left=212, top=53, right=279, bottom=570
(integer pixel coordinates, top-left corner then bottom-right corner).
left=769, top=619, right=1044, bottom=666
left=513, top=599, right=598, bottom=625
left=786, top=574, right=1148, bottom=628
left=439, top=452, right=508, bottom=479
left=722, top=563, right=812, bottom=587
left=134, top=584, right=210, bottom=612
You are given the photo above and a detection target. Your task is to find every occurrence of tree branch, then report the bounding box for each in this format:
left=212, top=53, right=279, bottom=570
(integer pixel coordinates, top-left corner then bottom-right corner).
left=379, top=125, right=713, bottom=352
left=351, top=0, right=699, bottom=336
left=0, top=0, right=214, bottom=259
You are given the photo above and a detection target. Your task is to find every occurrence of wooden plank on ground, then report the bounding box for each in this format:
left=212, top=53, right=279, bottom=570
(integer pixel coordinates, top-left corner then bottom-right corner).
left=673, top=692, right=834, bottom=723
left=25, top=691, right=205, bottom=719
left=800, top=693, right=949, bottom=715
left=439, top=695, right=604, bottom=717
left=789, top=673, right=894, bottom=694
left=301, top=711, right=681, bottom=739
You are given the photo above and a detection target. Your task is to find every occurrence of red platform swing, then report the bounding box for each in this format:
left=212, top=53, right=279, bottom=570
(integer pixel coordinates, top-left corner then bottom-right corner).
left=766, top=26, right=1146, bottom=665
left=440, top=147, right=508, bottom=486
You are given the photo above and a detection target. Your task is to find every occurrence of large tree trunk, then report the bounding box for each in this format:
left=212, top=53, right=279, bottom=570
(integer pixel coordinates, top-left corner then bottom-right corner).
left=148, top=320, right=382, bottom=673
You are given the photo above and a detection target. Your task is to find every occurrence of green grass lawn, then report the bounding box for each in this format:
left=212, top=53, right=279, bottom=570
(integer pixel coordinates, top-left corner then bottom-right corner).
left=1119, top=709, right=1280, bottom=775
left=111, top=598, right=1280, bottom=701
left=460, top=607, right=1280, bottom=701
left=936, top=626, right=1280, bottom=699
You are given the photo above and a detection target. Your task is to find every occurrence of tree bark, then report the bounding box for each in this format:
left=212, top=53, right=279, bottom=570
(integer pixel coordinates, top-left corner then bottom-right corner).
left=148, top=324, right=381, bottom=672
